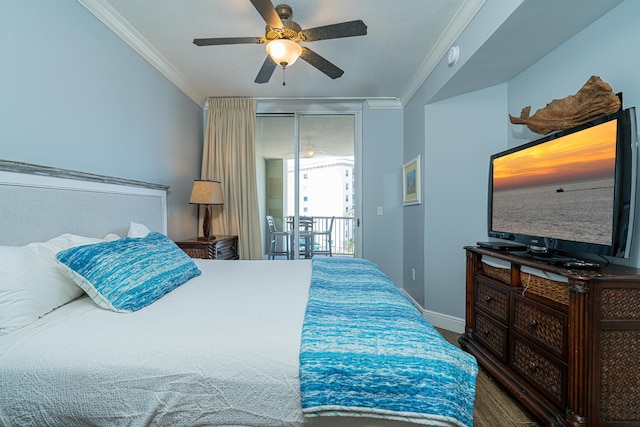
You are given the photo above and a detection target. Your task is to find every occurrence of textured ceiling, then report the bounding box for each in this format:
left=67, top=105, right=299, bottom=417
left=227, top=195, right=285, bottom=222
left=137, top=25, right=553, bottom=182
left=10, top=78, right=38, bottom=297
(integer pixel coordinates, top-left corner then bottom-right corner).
left=81, top=0, right=473, bottom=105
left=80, top=0, right=623, bottom=107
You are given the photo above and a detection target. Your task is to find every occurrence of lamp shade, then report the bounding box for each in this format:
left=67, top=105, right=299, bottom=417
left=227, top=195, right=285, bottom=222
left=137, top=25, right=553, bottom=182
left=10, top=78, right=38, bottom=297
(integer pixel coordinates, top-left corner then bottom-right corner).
left=266, top=39, right=302, bottom=67
left=189, top=180, right=224, bottom=205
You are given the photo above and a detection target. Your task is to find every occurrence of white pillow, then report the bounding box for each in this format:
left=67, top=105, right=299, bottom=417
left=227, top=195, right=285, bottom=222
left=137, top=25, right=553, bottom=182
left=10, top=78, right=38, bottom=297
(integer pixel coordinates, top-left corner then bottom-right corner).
left=103, top=233, right=121, bottom=242
left=0, top=234, right=118, bottom=336
left=62, top=234, right=119, bottom=247
left=127, top=221, right=151, bottom=238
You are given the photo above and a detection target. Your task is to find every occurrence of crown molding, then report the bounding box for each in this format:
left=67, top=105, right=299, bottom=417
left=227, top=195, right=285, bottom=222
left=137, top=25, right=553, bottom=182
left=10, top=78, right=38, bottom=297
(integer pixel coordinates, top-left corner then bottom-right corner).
left=399, top=0, right=486, bottom=107
left=77, top=0, right=206, bottom=107
left=365, top=99, right=403, bottom=110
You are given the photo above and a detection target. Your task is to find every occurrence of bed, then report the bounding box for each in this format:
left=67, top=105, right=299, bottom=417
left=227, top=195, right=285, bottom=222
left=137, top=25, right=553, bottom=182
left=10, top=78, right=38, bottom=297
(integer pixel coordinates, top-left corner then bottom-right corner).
left=0, top=160, right=477, bottom=427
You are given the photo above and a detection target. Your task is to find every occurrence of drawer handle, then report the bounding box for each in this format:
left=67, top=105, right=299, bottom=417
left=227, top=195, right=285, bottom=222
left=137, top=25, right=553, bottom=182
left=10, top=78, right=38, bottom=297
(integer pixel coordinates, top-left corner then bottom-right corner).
left=529, top=362, right=538, bottom=372
left=528, top=319, right=539, bottom=329
left=483, top=329, right=490, bottom=337
left=485, top=295, right=492, bottom=303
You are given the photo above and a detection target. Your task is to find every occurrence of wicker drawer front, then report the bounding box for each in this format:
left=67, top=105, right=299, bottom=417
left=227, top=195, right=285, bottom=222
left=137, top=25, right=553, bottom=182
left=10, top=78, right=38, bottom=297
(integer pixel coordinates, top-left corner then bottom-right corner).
left=601, top=288, right=640, bottom=320
left=520, top=272, right=569, bottom=306
left=474, top=309, right=508, bottom=362
left=182, top=246, right=210, bottom=259
left=599, top=329, right=640, bottom=422
left=475, top=276, right=509, bottom=322
left=512, top=295, right=567, bottom=358
left=175, top=236, right=238, bottom=260
left=511, top=334, right=566, bottom=408
left=481, top=262, right=511, bottom=284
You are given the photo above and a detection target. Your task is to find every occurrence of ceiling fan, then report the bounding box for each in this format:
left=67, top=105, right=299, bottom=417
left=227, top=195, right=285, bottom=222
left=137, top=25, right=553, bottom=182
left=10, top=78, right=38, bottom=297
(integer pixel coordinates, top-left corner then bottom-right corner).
left=193, top=0, right=367, bottom=84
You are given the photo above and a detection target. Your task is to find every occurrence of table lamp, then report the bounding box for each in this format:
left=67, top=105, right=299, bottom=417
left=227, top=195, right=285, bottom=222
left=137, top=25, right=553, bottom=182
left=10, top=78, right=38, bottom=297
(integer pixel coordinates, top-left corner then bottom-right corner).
left=189, top=180, right=224, bottom=241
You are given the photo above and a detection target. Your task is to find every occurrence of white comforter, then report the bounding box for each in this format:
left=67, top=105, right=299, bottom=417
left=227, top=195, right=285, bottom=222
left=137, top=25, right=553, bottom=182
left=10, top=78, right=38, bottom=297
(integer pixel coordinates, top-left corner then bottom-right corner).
left=0, top=260, right=312, bottom=427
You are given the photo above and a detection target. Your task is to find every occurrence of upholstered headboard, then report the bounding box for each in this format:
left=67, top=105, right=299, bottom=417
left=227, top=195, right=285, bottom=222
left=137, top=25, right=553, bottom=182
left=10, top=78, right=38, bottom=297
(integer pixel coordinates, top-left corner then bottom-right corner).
left=0, top=160, right=169, bottom=246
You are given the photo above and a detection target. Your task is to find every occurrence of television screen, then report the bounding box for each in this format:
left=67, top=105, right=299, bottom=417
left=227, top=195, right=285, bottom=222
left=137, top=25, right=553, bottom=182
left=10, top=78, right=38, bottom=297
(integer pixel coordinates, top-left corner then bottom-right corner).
left=488, top=107, right=637, bottom=258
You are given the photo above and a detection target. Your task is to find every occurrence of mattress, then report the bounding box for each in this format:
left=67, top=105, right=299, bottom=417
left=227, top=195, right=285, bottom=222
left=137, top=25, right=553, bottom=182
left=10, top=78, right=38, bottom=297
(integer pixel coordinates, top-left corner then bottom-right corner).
left=0, top=260, right=312, bottom=427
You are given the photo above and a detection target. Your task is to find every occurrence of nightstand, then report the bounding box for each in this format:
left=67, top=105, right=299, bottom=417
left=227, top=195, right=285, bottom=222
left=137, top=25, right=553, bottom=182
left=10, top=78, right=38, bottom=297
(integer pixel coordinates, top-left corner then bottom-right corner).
left=175, top=235, right=239, bottom=260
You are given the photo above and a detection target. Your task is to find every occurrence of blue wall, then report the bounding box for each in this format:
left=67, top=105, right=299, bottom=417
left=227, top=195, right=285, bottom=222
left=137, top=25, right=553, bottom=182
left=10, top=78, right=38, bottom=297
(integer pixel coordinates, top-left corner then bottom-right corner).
left=0, top=0, right=203, bottom=240
left=423, top=84, right=508, bottom=319
left=508, top=1, right=640, bottom=148
left=362, top=103, right=404, bottom=286
left=403, top=0, right=522, bottom=318
left=403, top=0, right=640, bottom=328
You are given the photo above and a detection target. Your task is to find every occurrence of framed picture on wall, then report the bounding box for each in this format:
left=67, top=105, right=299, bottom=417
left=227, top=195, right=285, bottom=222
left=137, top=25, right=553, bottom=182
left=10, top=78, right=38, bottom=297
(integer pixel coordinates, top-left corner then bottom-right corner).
left=403, top=155, right=421, bottom=206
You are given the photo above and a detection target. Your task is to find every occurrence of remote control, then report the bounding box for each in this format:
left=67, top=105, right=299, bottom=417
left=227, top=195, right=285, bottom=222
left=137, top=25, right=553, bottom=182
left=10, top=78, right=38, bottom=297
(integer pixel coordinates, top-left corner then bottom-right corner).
left=563, top=260, right=601, bottom=268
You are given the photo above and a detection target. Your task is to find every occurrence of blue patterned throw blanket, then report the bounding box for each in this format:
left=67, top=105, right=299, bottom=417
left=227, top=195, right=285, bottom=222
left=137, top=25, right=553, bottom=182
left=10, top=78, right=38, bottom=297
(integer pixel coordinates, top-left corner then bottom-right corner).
left=300, top=258, right=478, bottom=427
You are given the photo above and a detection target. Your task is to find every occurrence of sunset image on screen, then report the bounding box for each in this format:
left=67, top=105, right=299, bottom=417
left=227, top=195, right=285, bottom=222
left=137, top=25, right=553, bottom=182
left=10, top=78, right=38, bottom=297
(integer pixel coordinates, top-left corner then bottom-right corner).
left=493, top=120, right=617, bottom=191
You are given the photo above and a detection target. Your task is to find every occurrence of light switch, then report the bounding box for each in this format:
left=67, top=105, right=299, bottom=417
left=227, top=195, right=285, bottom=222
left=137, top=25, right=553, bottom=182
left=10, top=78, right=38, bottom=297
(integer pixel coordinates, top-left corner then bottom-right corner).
left=377, top=206, right=383, bottom=216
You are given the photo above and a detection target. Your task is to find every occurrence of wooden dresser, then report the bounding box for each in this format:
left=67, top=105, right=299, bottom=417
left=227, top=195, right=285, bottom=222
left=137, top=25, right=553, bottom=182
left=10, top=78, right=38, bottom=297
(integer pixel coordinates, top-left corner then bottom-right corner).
left=459, top=246, right=640, bottom=427
left=175, top=236, right=239, bottom=260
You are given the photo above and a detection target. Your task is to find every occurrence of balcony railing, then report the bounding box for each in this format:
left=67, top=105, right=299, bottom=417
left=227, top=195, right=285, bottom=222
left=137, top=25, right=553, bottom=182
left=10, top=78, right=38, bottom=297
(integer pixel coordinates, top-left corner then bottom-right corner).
left=312, top=216, right=355, bottom=257
left=281, top=215, right=355, bottom=258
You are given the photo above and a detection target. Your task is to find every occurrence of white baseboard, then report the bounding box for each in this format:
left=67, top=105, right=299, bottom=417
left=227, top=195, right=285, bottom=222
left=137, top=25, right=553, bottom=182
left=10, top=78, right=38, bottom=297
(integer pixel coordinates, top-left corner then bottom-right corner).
left=401, top=289, right=466, bottom=334
left=422, top=309, right=466, bottom=334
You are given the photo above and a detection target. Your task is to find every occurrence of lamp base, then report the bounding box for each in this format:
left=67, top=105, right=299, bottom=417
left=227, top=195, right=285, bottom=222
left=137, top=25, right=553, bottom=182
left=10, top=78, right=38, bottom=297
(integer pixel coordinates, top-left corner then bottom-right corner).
left=202, top=205, right=211, bottom=241
left=197, top=236, right=216, bottom=242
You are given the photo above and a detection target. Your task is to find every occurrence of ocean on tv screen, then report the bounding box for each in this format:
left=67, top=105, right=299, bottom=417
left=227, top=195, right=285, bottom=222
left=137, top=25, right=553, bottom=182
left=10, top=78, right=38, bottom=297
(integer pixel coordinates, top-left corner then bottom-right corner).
left=492, top=177, right=614, bottom=246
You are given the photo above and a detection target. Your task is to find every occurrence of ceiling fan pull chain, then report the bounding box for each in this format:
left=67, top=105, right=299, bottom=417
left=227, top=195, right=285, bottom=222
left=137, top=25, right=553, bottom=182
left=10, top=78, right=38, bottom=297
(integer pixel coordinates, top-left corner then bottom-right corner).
left=282, top=65, right=286, bottom=86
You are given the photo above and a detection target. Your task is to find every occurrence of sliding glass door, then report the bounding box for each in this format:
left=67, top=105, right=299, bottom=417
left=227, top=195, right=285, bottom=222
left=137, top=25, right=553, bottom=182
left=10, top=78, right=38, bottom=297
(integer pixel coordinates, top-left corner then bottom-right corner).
left=256, top=113, right=357, bottom=259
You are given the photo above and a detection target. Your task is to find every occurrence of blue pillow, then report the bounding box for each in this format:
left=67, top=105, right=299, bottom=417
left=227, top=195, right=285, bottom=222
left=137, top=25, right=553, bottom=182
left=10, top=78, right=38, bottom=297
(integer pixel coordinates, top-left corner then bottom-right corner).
left=56, top=232, right=201, bottom=312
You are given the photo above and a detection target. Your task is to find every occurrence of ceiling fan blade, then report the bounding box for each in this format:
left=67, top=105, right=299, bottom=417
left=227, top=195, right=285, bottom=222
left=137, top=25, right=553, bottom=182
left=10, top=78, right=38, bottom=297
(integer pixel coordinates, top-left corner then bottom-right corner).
left=250, top=0, right=283, bottom=29
left=193, top=37, right=264, bottom=46
left=300, top=47, right=344, bottom=79
left=255, top=56, right=277, bottom=84
left=301, top=20, right=367, bottom=42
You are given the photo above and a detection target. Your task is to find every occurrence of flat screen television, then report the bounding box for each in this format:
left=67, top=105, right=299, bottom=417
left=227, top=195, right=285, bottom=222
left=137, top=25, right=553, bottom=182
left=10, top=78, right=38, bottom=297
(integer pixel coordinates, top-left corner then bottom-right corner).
left=488, top=106, right=638, bottom=259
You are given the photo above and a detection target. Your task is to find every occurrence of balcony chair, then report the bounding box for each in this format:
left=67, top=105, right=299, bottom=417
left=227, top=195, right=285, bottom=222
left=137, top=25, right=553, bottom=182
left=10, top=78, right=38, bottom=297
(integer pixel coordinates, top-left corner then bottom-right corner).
left=298, top=216, right=314, bottom=258
left=312, top=216, right=335, bottom=256
left=266, top=215, right=290, bottom=260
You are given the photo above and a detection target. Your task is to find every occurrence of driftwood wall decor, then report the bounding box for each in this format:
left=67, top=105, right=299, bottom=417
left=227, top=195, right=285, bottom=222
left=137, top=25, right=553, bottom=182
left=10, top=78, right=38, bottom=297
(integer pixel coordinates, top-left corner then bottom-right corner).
left=509, top=76, right=621, bottom=134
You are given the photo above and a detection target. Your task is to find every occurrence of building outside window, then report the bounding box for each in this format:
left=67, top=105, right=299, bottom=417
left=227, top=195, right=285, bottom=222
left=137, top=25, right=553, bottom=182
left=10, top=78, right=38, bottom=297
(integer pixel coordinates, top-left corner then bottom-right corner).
left=287, top=159, right=354, bottom=218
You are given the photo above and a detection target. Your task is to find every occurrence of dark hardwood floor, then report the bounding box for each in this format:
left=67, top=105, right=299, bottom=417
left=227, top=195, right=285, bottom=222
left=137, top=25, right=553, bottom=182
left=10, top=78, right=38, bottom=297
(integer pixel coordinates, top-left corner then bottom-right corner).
left=437, top=328, right=540, bottom=427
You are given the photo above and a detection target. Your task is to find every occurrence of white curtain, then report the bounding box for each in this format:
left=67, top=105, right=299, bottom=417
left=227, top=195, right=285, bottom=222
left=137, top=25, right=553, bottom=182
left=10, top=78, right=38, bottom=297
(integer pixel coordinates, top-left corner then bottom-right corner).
left=201, top=98, right=261, bottom=259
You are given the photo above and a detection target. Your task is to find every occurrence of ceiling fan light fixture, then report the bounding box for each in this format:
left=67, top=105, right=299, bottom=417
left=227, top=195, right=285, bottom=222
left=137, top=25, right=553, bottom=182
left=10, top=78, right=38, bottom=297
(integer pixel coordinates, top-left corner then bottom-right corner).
left=302, top=144, right=316, bottom=158
left=266, top=39, right=302, bottom=67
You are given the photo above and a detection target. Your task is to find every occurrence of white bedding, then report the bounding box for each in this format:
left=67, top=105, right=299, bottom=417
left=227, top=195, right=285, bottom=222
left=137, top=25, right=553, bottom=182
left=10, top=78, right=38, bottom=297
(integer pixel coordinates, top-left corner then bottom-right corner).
left=0, top=258, right=458, bottom=427
left=0, top=260, right=312, bottom=427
